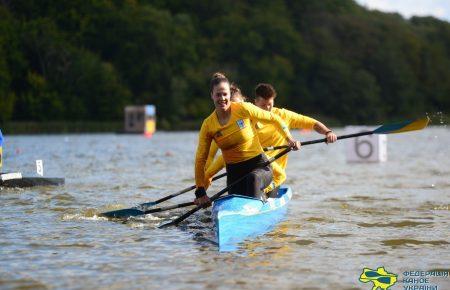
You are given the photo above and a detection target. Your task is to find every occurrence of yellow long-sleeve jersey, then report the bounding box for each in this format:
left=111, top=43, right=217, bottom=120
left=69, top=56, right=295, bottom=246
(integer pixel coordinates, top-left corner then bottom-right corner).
left=205, top=141, right=219, bottom=171
left=204, top=141, right=222, bottom=189
left=195, top=102, right=292, bottom=188
left=256, top=107, right=317, bottom=168
left=255, top=107, right=317, bottom=191
left=204, top=107, right=317, bottom=192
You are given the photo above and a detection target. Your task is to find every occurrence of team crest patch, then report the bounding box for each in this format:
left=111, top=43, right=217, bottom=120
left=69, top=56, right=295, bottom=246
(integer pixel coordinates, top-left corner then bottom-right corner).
left=236, top=119, right=246, bottom=129
left=215, top=130, right=223, bottom=137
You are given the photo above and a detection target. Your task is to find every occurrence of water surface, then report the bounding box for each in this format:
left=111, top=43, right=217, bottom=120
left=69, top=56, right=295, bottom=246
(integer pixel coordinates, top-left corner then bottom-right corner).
left=1, top=128, right=449, bottom=289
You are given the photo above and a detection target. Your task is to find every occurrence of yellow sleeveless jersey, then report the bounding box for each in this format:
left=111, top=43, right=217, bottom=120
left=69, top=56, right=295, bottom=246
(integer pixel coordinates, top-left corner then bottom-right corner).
left=195, top=102, right=292, bottom=188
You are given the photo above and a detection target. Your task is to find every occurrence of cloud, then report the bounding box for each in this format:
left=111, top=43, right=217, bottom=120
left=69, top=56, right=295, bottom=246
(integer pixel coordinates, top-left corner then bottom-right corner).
left=356, top=0, right=450, bottom=22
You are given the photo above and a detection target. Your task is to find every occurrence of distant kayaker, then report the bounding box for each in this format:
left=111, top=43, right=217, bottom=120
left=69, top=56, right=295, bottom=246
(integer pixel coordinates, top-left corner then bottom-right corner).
left=194, top=73, right=300, bottom=206
left=253, top=83, right=337, bottom=196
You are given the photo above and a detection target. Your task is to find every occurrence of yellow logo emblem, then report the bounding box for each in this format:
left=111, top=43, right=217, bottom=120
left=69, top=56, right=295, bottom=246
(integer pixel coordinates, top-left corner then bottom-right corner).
left=359, top=267, right=397, bottom=290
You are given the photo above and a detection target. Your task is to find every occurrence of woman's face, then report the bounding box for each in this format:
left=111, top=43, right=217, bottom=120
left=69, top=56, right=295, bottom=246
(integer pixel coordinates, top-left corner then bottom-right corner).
left=211, top=82, right=231, bottom=111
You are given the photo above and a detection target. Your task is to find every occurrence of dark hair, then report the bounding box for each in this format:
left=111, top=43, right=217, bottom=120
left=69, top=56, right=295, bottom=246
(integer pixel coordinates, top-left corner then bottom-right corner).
left=230, top=83, right=247, bottom=101
left=255, top=83, right=276, bottom=100
left=210, top=72, right=230, bottom=93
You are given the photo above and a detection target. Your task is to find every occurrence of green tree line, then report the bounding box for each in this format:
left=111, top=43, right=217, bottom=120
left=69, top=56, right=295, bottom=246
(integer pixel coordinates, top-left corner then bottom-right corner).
left=0, top=0, right=449, bottom=128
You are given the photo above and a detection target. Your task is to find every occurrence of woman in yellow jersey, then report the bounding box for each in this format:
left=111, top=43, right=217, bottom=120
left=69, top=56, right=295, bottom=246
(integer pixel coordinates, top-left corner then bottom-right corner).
left=204, top=82, right=247, bottom=187
left=204, top=83, right=247, bottom=173
left=253, top=83, right=337, bottom=196
left=203, top=84, right=286, bottom=198
left=194, top=73, right=300, bottom=206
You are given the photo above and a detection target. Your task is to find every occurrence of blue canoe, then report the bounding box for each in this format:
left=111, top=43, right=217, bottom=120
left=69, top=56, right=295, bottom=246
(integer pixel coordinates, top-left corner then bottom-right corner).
left=212, top=185, right=292, bottom=251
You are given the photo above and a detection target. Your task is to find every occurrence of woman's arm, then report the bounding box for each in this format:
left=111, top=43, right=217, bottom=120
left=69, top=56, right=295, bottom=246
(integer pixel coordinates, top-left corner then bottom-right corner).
left=205, top=141, right=219, bottom=170
left=242, top=103, right=300, bottom=149
left=278, top=108, right=317, bottom=130
left=263, top=161, right=286, bottom=194
left=280, top=107, right=336, bottom=143
left=195, top=121, right=213, bottom=192
left=313, top=121, right=337, bottom=143
left=204, top=154, right=225, bottom=190
left=204, top=141, right=223, bottom=190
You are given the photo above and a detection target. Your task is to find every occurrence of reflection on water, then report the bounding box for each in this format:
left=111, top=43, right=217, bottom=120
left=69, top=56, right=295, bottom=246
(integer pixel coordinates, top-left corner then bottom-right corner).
left=0, top=128, right=449, bottom=289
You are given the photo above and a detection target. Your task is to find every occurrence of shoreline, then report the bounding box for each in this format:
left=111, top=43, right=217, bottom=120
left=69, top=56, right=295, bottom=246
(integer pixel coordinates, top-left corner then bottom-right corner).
left=1, top=115, right=445, bottom=135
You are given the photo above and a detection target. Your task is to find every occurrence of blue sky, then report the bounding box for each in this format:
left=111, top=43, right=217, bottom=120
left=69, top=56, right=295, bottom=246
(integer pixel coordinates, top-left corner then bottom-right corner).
left=356, top=0, right=450, bottom=22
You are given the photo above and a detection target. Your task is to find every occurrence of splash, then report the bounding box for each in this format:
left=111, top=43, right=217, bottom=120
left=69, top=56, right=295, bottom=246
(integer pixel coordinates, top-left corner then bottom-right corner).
left=62, top=207, right=108, bottom=221
left=130, top=214, right=163, bottom=221
left=62, top=213, right=108, bottom=221
left=426, top=111, right=447, bottom=127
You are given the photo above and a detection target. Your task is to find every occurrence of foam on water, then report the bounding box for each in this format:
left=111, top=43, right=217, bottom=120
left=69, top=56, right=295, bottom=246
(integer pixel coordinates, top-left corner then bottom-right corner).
left=62, top=213, right=109, bottom=221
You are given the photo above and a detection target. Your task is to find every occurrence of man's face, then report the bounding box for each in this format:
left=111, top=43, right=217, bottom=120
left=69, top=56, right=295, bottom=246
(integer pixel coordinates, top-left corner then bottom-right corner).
left=255, top=96, right=274, bottom=112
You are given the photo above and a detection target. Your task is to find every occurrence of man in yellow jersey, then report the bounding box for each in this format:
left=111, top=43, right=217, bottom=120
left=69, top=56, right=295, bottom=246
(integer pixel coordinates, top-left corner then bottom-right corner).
left=253, top=83, right=337, bottom=196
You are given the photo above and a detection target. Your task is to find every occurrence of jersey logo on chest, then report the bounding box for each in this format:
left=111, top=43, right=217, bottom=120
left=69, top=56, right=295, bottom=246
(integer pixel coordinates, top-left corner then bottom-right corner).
left=236, top=119, right=246, bottom=129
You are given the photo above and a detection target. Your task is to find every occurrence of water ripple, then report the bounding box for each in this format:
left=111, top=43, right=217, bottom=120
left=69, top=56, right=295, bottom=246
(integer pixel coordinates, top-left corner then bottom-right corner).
left=381, top=239, right=449, bottom=248
left=0, top=130, right=449, bottom=289
left=358, top=221, right=434, bottom=228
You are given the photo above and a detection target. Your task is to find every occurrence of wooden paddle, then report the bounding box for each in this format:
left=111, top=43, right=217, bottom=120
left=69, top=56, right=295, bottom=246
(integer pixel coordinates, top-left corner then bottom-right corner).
left=159, top=116, right=430, bottom=228
left=99, top=172, right=226, bottom=218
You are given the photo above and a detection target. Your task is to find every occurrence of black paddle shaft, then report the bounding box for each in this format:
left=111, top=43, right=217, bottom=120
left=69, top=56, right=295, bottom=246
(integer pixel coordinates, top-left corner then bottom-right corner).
left=160, top=131, right=380, bottom=227
left=159, top=147, right=292, bottom=228
left=100, top=172, right=227, bottom=218
left=143, top=172, right=227, bottom=206
left=264, top=131, right=374, bottom=151
left=143, top=201, right=194, bottom=214
left=100, top=201, right=196, bottom=218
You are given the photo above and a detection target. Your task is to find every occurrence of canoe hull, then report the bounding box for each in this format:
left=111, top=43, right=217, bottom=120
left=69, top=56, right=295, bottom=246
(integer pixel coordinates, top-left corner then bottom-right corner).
left=212, top=185, right=292, bottom=251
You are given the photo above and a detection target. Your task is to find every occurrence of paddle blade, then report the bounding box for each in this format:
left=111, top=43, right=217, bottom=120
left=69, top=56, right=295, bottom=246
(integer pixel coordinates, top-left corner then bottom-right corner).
left=373, top=117, right=430, bottom=134
left=139, top=201, right=156, bottom=208
left=99, top=208, right=144, bottom=219
left=158, top=221, right=173, bottom=228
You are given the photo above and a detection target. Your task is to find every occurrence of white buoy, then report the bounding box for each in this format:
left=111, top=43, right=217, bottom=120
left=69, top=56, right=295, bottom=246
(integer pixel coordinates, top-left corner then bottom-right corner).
left=36, top=160, right=44, bottom=176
